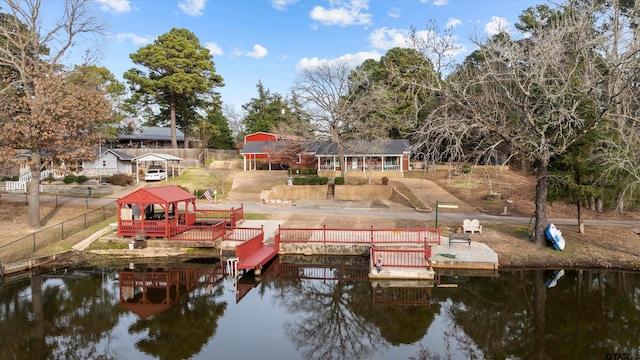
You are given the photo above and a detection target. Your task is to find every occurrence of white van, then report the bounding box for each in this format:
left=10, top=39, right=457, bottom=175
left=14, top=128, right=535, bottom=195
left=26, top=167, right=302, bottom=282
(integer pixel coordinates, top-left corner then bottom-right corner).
left=144, top=168, right=167, bottom=181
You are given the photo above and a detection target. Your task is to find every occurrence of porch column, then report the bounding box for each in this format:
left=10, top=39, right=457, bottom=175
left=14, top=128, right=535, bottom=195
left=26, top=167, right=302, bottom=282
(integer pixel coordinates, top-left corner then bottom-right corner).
left=362, top=156, right=365, bottom=171
left=243, top=155, right=247, bottom=171
left=382, top=156, right=385, bottom=172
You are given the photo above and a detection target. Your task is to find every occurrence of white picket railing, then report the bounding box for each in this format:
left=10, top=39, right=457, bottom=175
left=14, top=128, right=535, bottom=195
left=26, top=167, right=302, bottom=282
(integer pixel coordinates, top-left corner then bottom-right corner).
left=5, top=170, right=54, bottom=192
left=5, top=181, right=26, bottom=192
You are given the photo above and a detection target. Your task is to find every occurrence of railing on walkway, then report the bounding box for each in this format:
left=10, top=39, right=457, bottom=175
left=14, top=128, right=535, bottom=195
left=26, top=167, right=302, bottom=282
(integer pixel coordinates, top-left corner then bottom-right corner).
left=277, top=225, right=440, bottom=245
left=0, top=202, right=117, bottom=264
left=234, top=230, right=265, bottom=262
left=196, top=205, right=244, bottom=227
left=5, top=170, right=53, bottom=192
left=223, top=226, right=263, bottom=241
left=168, top=222, right=227, bottom=242
left=370, top=246, right=432, bottom=269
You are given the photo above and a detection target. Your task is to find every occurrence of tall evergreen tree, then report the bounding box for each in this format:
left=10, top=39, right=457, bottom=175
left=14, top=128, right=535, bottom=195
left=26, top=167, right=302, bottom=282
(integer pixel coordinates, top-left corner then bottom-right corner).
left=206, top=109, right=235, bottom=150
left=241, top=81, right=284, bottom=134
left=124, top=28, right=224, bottom=148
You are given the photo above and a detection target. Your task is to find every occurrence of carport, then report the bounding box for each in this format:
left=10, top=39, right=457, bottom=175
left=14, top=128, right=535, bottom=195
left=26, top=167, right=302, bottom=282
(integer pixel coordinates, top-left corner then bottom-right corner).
left=132, top=153, right=183, bottom=183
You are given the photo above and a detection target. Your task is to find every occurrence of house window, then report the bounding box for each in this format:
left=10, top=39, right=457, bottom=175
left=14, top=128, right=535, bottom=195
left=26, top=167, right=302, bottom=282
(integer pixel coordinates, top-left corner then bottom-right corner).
left=296, top=154, right=301, bottom=164
left=102, top=160, right=107, bottom=167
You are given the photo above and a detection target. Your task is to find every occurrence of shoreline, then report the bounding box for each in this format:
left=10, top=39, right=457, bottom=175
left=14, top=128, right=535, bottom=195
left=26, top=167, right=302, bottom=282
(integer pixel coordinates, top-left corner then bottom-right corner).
left=37, top=245, right=640, bottom=273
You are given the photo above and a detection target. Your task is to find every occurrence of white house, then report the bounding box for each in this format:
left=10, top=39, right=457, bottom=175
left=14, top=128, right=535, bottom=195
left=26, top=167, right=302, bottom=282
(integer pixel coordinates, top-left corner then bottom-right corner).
left=82, top=148, right=136, bottom=177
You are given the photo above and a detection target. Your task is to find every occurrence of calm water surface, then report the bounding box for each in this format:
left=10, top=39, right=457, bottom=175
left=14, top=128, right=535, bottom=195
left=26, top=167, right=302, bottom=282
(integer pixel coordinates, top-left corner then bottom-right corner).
left=1, top=257, right=639, bottom=360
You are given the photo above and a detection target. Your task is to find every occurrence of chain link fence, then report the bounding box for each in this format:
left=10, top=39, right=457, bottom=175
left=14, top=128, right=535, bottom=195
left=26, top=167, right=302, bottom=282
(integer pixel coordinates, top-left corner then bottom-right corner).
left=0, top=201, right=117, bottom=264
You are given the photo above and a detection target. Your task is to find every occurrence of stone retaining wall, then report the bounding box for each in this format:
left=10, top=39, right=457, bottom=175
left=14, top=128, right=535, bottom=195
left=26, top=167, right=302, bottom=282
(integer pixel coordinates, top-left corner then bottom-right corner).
left=279, top=242, right=371, bottom=256
left=334, top=185, right=390, bottom=200
left=267, top=185, right=329, bottom=200
left=264, top=184, right=392, bottom=201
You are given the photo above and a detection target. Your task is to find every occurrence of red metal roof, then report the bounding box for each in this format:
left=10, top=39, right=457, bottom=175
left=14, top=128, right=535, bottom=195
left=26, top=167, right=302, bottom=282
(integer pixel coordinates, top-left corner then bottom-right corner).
left=117, top=185, right=196, bottom=205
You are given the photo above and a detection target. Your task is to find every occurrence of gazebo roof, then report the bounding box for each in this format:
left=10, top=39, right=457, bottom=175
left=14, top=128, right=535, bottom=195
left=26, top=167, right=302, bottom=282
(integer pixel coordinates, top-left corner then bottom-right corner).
left=117, top=185, right=196, bottom=205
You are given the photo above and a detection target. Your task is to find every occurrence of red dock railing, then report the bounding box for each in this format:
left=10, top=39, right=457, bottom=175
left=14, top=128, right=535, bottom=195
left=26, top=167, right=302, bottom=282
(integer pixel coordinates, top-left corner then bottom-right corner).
left=278, top=225, right=441, bottom=245
left=234, top=228, right=278, bottom=271
left=196, top=205, right=244, bottom=227
left=370, top=245, right=432, bottom=269
left=168, top=221, right=227, bottom=242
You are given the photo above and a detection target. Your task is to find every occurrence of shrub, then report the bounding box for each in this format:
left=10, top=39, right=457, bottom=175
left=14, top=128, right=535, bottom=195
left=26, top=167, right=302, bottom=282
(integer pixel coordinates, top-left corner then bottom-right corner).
left=110, top=174, right=134, bottom=186
left=63, top=175, right=78, bottom=184
left=291, top=176, right=328, bottom=185
left=289, top=168, right=316, bottom=176
left=462, top=164, right=472, bottom=174
left=44, top=174, right=56, bottom=183
left=381, top=176, right=389, bottom=185
left=334, top=177, right=345, bottom=185
left=292, top=177, right=306, bottom=185
left=76, top=175, right=89, bottom=184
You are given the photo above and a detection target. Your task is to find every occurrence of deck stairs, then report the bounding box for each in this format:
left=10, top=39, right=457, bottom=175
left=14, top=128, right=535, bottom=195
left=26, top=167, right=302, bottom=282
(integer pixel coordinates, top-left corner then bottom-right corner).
left=5, top=169, right=53, bottom=192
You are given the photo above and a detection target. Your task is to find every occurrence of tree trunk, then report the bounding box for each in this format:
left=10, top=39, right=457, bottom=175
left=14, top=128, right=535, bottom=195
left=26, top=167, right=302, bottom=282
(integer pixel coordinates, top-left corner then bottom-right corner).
left=170, top=96, right=178, bottom=149
left=337, top=142, right=346, bottom=179
left=183, top=123, right=190, bottom=149
left=596, top=198, right=603, bottom=213
left=533, top=166, right=549, bottom=244
left=577, top=200, right=585, bottom=234
left=28, top=153, right=42, bottom=229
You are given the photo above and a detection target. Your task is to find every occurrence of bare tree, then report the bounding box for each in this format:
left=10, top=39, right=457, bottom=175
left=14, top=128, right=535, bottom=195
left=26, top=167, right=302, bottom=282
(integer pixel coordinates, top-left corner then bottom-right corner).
left=591, top=1, right=640, bottom=215
left=411, top=2, right=637, bottom=243
left=0, top=0, right=108, bottom=228
left=222, top=104, right=245, bottom=145
left=292, top=60, right=389, bottom=178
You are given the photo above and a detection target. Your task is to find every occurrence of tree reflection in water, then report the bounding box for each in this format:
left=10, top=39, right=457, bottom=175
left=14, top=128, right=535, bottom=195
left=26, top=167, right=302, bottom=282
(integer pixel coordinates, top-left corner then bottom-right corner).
left=272, top=259, right=439, bottom=360
left=1, top=263, right=639, bottom=360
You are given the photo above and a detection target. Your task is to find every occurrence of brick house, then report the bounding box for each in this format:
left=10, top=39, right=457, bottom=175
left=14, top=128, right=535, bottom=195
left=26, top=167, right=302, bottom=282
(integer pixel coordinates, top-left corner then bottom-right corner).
left=240, top=132, right=411, bottom=178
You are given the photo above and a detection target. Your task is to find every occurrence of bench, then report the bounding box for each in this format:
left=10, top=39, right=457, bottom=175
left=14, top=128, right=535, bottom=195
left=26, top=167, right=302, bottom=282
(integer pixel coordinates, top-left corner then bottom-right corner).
left=463, top=219, right=482, bottom=234
left=448, top=232, right=471, bottom=247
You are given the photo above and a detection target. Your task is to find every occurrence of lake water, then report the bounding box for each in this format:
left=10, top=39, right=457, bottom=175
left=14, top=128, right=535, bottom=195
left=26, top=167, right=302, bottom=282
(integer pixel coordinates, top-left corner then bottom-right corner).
left=1, top=257, right=639, bottom=360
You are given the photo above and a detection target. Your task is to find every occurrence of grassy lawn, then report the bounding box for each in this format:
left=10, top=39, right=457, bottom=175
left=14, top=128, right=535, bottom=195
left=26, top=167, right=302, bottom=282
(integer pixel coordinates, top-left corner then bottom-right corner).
left=164, top=167, right=234, bottom=200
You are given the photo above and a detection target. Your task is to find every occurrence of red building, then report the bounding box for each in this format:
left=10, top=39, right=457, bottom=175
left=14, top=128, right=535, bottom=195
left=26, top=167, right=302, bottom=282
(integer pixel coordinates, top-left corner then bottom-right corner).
left=240, top=132, right=411, bottom=177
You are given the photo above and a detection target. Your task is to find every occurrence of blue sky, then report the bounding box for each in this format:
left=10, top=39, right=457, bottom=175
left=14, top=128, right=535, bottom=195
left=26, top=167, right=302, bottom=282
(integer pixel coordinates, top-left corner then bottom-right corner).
left=59, top=0, right=543, bottom=112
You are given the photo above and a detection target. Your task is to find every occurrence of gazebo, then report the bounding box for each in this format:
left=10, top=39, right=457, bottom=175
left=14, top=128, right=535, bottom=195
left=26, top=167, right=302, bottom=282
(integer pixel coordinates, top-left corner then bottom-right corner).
left=116, top=185, right=197, bottom=238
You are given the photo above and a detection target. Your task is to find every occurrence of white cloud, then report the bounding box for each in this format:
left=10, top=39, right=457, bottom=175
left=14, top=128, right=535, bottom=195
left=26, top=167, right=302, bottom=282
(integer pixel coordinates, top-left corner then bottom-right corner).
left=205, top=42, right=223, bottom=56
left=114, top=33, right=152, bottom=45
left=446, top=17, right=462, bottom=29
left=419, top=0, right=448, bottom=5
left=271, top=0, right=298, bottom=11
left=95, top=0, right=131, bottom=14
left=245, top=44, right=268, bottom=59
left=178, top=0, right=207, bottom=16
left=369, top=27, right=409, bottom=50
left=387, top=7, right=400, bottom=19
left=485, top=16, right=509, bottom=36
left=296, top=51, right=381, bottom=72
left=310, top=0, right=372, bottom=27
